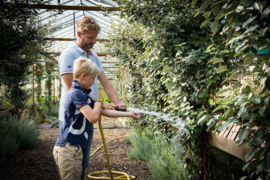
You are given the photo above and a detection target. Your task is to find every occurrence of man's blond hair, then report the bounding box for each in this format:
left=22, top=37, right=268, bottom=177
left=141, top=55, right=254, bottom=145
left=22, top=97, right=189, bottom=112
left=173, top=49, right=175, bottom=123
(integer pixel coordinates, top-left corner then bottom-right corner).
left=73, top=57, right=100, bottom=79
left=77, top=16, right=101, bottom=34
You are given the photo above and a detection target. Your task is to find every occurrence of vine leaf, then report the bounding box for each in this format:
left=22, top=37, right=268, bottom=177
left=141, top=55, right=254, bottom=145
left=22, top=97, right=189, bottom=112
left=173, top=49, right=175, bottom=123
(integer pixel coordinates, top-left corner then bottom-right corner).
left=217, top=118, right=236, bottom=131
left=210, top=20, right=220, bottom=36
left=197, top=115, right=210, bottom=124
left=215, top=66, right=228, bottom=73
left=258, top=106, right=266, bottom=116
left=201, top=19, right=211, bottom=28
left=245, top=147, right=258, bottom=162
left=238, top=129, right=250, bottom=141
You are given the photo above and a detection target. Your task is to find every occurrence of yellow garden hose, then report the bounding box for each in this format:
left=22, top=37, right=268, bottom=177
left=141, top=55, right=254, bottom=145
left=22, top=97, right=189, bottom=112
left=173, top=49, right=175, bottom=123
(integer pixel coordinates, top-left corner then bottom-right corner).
left=88, top=116, right=135, bottom=180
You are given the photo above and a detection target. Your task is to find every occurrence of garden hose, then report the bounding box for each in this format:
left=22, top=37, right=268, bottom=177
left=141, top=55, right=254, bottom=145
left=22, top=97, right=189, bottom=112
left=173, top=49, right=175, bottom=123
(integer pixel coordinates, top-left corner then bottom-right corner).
left=88, top=116, right=135, bottom=180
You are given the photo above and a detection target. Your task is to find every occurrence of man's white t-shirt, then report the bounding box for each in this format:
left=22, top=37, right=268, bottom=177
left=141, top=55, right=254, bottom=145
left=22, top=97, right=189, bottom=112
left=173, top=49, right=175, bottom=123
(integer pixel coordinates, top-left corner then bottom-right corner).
left=58, top=41, right=104, bottom=122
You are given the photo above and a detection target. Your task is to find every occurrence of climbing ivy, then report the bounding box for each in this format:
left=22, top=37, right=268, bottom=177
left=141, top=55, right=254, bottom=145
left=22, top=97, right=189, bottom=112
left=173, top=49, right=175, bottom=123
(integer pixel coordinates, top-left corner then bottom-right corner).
left=107, top=0, right=270, bottom=179
left=193, top=0, right=270, bottom=179
left=34, top=62, right=44, bottom=123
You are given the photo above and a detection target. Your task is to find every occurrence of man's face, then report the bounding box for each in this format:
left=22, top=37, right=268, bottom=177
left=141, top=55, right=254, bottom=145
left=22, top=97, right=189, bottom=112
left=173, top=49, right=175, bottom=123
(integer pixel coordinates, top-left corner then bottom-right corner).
left=80, top=28, right=98, bottom=50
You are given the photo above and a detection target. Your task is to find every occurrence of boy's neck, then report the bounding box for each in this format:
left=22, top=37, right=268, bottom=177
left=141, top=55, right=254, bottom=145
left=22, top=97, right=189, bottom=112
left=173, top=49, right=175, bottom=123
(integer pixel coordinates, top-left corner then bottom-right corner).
left=74, top=79, right=87, bottom=90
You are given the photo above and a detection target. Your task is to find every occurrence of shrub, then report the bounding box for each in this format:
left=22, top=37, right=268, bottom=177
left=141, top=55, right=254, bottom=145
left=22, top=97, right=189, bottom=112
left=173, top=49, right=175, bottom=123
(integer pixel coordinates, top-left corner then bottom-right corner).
left=126, top=131, right=189, bottom=180
left=0, top=132, right=19, bottom=160
left=0, top=115, right=40, bottom=151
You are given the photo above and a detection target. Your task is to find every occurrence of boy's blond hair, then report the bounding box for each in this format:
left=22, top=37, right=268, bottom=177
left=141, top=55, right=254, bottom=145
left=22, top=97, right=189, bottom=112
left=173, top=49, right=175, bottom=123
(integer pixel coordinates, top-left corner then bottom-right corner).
left=73, top=57, right=100, bottom=79
left=77, top=16, right=101, bottom=34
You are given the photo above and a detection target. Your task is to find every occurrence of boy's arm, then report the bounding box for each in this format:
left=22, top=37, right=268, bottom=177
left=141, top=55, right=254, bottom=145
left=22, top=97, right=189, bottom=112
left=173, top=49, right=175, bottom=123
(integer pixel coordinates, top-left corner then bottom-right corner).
left=100, top=109, right=140, bottom=119
left=79, top=102, right=102, bottom=123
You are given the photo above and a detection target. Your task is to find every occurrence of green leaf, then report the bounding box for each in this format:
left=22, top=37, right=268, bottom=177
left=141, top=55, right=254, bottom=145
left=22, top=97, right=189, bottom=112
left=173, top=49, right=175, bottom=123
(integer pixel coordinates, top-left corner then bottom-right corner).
left=191, top=0, right=199, bottom=7
left=213, top=104, right=224, bottom=112
left=206, top=44, right=215, bottom=53
left=218, top=118, right=237, bottom=131
left=242, top=163, right=250, bottom=171
left=203, top=11, right=211, bottom=19
left=261, top=6, right=270, bottom=19
left=212, top=5, right=220, bottom=16
left=255, top=129, right=264, bottom=139
left=210, top=20, right=219, bottom=36
left=223, top=49, right=230, bottom=53
left=239, top=176, right=247, bottom=180
left=259, top=27, right=269, bottom=36
left=201, top=19, right=211, bottom=28
left=199, top=0, right=214, bottom=12
left=236, top=5, right=244, bottom=13
left=206, top=118, right=214, bottom=126
left=216, top=66, right=228, bottom=73
left=244, top=25, right=259, bottom=34
left=197, top=111, right=205, bottom=119
left=254, top=97, right=261, bottom=104
left=259, top=106, right=266, bottom=116
left=263, top=156, right=270, bottom=170
left=207, top=58, right=224, bottom=64
left=245, top=147, right=258, bottom=162
left=243, top=57, right=253, bottom=65
left=253, top=138, right=263, bottom=145
left=217, top=88, right=231, bottom=95
left=198, top=115, right=210, bottom=124
left=238, top=129, right=250, bottom=141
left=243, top=16, right=256, bottom=28
left=229, top=72, right=239, bottom=79
left=264, top=97, right=270, bottom=106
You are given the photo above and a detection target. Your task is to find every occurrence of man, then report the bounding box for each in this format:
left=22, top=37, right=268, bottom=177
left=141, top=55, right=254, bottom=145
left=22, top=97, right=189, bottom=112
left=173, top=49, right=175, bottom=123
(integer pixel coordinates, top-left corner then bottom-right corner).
left=58, top=16, right=124, bottom=180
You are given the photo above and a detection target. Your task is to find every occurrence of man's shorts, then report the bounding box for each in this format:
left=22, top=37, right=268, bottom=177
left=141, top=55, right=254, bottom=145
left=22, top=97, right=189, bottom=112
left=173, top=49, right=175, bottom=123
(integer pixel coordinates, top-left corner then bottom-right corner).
left=53, top=143, right=83, bottom=180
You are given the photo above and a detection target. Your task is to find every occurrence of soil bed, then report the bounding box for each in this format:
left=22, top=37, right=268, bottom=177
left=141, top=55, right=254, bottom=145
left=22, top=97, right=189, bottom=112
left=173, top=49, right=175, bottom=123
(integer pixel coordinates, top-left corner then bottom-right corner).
left=0, top=117, right=150, bottom=180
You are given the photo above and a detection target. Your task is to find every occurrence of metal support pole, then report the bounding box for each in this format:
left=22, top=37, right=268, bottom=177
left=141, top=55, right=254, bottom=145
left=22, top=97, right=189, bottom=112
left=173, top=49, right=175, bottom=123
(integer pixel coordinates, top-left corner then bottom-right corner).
left=73, top=1, right=76, bottom=39
left=32, top=64, right=35, bottom=120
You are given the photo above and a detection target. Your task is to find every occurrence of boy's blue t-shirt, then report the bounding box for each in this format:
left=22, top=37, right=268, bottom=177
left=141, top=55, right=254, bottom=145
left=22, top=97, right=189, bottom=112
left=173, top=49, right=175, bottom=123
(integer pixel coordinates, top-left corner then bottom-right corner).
left=55, top=80, right=96, bottom=148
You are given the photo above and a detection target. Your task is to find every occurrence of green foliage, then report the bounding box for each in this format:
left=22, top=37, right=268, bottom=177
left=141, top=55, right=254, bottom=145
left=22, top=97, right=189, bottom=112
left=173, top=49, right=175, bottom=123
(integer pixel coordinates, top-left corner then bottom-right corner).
left=193, top=0, right=270, bottom=179
left=0, top=132, right=19, bottom=160
left=2, top=116, right=40, bottom=149
left=126, top=130, right=189, bottom=180
left=0, top=0, right=52, bottom=113
left=108, top=0, right=270, bottom=179
left=100, top=92, right=112, bottom=103
left=0, top=115, right=40, bottom=160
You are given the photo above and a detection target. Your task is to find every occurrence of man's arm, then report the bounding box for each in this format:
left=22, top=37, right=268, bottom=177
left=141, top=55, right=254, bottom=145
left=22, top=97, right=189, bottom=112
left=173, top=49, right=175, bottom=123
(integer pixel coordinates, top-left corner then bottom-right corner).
left=62, top=73, right=73, bottom=92
left=98, top=71, right=124, bottom=106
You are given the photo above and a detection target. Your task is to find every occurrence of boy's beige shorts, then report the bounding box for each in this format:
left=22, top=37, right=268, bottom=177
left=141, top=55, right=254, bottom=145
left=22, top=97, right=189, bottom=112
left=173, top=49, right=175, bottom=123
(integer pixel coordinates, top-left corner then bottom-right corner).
left=53, top=143, right=83, bottom=180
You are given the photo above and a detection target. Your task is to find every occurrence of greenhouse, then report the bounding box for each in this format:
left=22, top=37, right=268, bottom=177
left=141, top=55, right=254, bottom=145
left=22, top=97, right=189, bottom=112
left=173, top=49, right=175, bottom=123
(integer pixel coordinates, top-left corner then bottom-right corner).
left=0, top=0, right=269, bottom=180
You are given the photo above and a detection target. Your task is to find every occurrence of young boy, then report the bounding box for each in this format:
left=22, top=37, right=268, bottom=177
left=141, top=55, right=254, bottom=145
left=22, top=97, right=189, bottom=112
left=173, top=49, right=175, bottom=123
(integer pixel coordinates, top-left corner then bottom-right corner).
left=53, top=57, right=140, bottom=180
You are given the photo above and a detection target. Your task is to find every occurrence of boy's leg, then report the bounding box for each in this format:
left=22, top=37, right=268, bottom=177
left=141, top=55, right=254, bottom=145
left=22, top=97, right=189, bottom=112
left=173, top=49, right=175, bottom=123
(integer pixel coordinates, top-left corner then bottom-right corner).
left=53, top=144, right=83, bottom=180
left=81, top=123, right=94, bottom=180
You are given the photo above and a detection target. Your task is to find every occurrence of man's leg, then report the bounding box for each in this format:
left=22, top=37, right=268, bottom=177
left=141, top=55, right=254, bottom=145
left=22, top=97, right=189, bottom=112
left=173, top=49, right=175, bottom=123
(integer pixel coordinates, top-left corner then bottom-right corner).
left=81, top=123, right=94, bottom=180
left=59, top=120, right=62, bottom=131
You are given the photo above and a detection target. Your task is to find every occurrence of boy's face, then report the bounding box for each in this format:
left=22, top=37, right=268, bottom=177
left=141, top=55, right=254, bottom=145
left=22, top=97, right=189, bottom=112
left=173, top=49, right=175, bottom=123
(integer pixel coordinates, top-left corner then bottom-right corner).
left=81, top=73, right=96, bottom=90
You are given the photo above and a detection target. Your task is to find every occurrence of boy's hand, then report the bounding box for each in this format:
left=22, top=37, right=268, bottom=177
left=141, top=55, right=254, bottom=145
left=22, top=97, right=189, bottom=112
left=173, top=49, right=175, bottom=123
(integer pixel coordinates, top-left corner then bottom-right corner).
left=130, top=112, right=140, bottom=119
left=102, top=103, right=114, bottom=110
left=103, top=103, right=126, bottom=110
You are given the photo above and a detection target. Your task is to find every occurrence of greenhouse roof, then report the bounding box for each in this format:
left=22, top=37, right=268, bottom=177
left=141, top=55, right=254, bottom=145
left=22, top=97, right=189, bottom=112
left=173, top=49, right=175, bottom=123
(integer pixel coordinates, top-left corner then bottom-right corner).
left=38, top=0, right=120, bottom=79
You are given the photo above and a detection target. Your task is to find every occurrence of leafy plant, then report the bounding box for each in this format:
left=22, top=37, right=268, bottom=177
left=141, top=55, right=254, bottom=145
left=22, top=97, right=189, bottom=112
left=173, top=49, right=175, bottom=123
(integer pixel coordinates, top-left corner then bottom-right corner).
left=107, top=0, right=270, bottom=179
left=0, top=0, right=52, bottom=114
left=126, top=130, right=189, bottom=180
left=0, top=115, right=40, bottom=161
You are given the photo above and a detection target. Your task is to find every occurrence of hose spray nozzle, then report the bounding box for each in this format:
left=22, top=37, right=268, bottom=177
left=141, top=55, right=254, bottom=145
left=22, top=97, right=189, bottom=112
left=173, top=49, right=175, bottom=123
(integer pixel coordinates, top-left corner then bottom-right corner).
left=115, top=106, right=127, bottom=111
